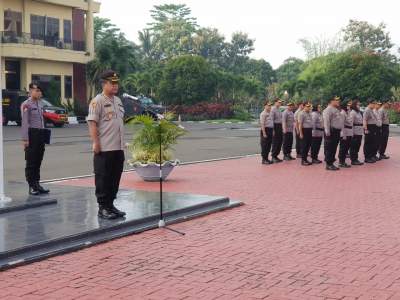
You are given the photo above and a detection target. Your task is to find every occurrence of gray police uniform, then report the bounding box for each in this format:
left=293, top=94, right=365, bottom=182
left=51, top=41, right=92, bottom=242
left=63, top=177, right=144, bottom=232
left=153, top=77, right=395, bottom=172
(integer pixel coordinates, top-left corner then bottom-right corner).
left=322, top=105, right=342, bottom=166
left=311, top=111, right=323, bottom=160
left=298, top=110, right=313, bottom=161
left=282, top=109, right=294, bottom=156
left=21, top=98, right=46, bottom=187
left=374, top=109, right=382, bottom=157
left=378, top=107, right=389, bottom=156
left=87, top=93, right=125, bottom=208
left=270, top=106, right=283, bottom=158
left=338, top=110, right=353, bottom=164
left=294, top=108, right=302, bottom=156
left=260, top=110, right=273, bottom=161
left=350, top=110, right=363, bottom=162
left=363, top=107, right=377, bottom=160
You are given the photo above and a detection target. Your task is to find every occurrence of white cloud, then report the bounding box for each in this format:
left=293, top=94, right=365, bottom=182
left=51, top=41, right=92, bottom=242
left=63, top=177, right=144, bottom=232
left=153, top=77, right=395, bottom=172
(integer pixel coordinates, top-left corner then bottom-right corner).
left=98, top=0, right=400, bottom=68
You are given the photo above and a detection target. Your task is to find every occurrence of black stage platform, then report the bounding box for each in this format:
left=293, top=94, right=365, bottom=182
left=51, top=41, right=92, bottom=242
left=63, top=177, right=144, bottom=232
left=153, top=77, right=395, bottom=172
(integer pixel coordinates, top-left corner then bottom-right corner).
left=0, top=183, right=241, bottom=270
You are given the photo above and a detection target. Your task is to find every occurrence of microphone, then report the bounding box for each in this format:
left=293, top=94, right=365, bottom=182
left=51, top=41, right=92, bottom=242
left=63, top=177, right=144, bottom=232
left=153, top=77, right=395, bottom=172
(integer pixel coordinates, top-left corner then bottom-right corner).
left=122, top=93, right=138, bottom=101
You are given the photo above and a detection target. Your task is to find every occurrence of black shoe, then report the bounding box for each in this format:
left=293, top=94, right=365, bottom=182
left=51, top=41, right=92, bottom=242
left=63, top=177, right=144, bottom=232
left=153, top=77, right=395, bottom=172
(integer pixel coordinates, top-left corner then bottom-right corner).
left=373, top=156, right=380, bottom=161
left=111, top=205, right=126, bottom=217
left=98, top=207, right=119, bottom=220
left=288, top=155, right=296, bottom=160
left=380, top=154, right=390, bottom=160
left=29, top=186, right=40, bottom=196
left=262, top=159, right=273, bottom=165
left=312, top=159, right=322, bottom=164
left=339, top=162, right=351, bottom=168
left=301, top=160, right=312, bottom=166
left=364, top=158, right=376, bottom=164
left=351, top=160, right=364, bottom=166
left=36, top=183, right=50, bottom=194
left=326, top=165, right=339, bottom=171
left=283, top=155, right=292, bottom=161
left=272, top=157, right=283, bottom=163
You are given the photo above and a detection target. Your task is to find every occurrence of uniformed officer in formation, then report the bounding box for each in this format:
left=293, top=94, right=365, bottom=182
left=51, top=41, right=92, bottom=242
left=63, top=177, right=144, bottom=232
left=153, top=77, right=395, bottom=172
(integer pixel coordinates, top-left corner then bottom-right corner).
left=87, top=70, right=126, bottom=220
left=298, top=103, right=313, bottom=166
left=378, top=101, right=390, bottom=159
left=338, top=101, right=353, bottom=168
left=294, top=102, right=304, bottom=158
left=363, top=100, right=378, bottom=163
left=323, top=96, right=343, bottom=171
left=21, top=83, right=50, bottom=195
left=374, top=102, right=383, bottom=159
left=270, top=99, right=284, bottom=162
left=282, top=102, right=295, bottom=161
left=311, top=104, right=323, bottom=164
left=349, top=99, right=364, bottom=165
left=260, top=101, right=274, bottom=165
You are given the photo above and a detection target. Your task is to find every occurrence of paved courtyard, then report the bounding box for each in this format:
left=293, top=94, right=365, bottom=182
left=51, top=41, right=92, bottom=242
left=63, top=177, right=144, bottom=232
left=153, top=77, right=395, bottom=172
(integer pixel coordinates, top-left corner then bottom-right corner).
left=1, top=137, right=400, bottom=300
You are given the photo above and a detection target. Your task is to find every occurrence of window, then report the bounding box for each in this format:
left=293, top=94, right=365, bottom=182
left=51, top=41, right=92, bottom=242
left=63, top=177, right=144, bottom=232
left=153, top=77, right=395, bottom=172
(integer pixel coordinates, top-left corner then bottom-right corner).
left=63, top=20, right=72, bottom=44
left=32, top=75, right=61, bottom=105
left=31, top=15, right=45, bottom=40
left=45, top=17, right=59, bottom=46
left=4, top=10, right=22, bottom=37
left=64, top=76, right=72, bottom=99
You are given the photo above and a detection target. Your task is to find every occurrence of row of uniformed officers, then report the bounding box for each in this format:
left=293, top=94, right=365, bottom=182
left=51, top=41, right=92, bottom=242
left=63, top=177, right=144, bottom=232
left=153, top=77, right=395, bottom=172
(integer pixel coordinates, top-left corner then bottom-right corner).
left=259, top=97, right=390, bottom=171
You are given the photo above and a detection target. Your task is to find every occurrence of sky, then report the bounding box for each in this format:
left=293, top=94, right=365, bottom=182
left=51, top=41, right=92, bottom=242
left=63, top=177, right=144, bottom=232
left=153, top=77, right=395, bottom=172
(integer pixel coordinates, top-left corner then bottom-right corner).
left=98, top=0, right=400, bottom=68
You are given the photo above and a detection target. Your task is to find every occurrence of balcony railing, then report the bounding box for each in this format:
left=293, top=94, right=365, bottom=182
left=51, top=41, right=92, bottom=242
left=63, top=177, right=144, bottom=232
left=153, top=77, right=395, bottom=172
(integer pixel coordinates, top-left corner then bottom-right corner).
left=0, top=31, right=86, bottom=52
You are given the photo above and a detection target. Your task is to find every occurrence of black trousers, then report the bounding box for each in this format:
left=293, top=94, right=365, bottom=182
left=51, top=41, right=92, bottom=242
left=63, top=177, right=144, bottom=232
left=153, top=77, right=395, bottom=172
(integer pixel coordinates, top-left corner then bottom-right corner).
left=363, top=124, right=377, bottom=160
left=282, top=132, right=293, bottom=156
left=374, top=126, right=382, bottom=156
left=271, top=123, right=283, bottom=158
left=25, top=128, right=45, bottom=186
left=339, top=136, right=352, bottom=163
left=311, top=136, right=323, bottom=160
left=324, top=128, right=341, bottom=165
left=350, top=135, right=362, bottom=162
left=379, top=124, right=389, bottom=155
left=295, top=131, right=301, bottom=155
left=301, top=128, right=312, bottom=161
left=260, top=128, right=273, bottom=161
left=94, top=150, right=125, bottom=207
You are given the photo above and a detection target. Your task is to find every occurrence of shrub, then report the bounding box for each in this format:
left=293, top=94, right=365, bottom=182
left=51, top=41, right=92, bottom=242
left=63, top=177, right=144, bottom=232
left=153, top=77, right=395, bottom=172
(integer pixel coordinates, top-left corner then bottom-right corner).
left=170, top=102, right=234, bottom=121
left=388, top=109, right=400, bottom=125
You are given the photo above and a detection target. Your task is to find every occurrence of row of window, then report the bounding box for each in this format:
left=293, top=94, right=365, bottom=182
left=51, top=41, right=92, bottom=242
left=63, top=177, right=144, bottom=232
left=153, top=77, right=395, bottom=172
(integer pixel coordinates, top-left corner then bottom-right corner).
left=4, top=10, right=72, bottom=44
left=32, top=75, right=73, bottom=99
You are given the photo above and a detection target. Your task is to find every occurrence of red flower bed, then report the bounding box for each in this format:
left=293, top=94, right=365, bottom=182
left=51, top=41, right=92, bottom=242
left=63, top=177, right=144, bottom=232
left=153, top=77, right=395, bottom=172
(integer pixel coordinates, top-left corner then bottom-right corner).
left=170, top=102, right=234, bottom=120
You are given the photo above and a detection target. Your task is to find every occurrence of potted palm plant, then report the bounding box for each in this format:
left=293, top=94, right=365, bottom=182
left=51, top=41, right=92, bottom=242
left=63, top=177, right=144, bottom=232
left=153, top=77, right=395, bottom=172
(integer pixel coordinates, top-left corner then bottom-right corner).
left=127, top=113, right=187, bottom=182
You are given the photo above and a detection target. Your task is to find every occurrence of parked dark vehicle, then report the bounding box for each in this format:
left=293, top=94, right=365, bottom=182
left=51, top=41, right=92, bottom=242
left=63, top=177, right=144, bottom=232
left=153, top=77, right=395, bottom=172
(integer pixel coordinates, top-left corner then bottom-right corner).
left=1, top=89, right=27, bottom=126
left=122, top=94, right=160, bottom=123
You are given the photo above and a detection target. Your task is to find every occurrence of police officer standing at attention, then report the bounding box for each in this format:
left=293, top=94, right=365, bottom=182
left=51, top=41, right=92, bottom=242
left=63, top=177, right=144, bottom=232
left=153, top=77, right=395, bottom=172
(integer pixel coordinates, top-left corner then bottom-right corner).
left=282, top=102, right=295, bottom=161
left=338, top=101, right=353, bottom=168
left=21, top=83, right=50, bottom=195
left=363, top=100, right=378, bottom=163
left=378, top=101, right=390, bottom=159
left=260, top=101, right=274, bottom=165
left=270, top=98, right=283, bottom=163
left=311, top=104, right=323, bottom=164
left=323, top=96, right=343, bottom=171
left=294, top=102, right=304, bottom=158
left=374, top=102, right=383, bottom=160
left=298, top=103, right=313, bottom=166
left=349, top=99, right=364, bottom=165
left=87, top=70, right=126, bottom=219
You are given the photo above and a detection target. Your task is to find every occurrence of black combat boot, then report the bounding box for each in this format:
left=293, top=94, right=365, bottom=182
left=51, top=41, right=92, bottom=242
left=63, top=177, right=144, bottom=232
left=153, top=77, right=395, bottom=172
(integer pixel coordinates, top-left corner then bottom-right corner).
left=36, top=182, right=50, bottom=194
left=339, top=162, right=351, bottom=168
left=98, top=206, right=119, bottom=220
left=111, top=205, right=126, bottom=217
left=29, top=184, right=40, bottom=196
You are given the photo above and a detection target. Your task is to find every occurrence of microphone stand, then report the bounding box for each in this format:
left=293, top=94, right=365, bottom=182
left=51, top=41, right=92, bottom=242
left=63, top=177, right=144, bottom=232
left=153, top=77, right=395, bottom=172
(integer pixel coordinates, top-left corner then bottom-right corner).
left=123, top=94, right=185, bottom=236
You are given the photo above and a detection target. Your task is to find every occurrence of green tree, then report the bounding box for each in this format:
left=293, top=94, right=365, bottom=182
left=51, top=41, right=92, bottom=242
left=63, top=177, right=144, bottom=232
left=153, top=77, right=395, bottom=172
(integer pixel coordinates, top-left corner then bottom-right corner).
left=147, top=4, right=198, bottom=59
left=159, top=55, right=217, bottom=105
left=343, top=20, right=393, bottom=54
left=192, top=27, right=226, bottom=66
left=275, top=57, right=304, bottom=83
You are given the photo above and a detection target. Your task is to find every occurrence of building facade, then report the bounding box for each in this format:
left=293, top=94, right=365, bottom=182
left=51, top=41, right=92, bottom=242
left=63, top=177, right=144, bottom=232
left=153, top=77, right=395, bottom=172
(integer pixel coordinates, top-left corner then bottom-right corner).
left=0, top=0, right=100, bottom=109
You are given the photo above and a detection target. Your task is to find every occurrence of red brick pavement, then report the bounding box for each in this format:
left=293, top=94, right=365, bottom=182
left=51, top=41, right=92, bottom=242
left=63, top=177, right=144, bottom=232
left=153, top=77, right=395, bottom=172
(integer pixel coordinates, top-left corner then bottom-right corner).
left=1, top=138, right=400, bottom=300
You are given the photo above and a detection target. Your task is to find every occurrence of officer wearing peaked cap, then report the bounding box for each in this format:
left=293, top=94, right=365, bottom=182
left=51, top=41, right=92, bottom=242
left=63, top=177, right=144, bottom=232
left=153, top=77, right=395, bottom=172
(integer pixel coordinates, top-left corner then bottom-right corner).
left=87, top=70, right=126, bottom=220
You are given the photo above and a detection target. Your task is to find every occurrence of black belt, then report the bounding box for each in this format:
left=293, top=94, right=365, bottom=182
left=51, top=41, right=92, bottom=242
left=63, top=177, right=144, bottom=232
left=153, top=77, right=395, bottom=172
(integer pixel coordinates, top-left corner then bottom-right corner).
left=353, top=123, right=362, bottom=126
left=345, top=126, right=352, bottom=129
left=316, top=128, right=324, bottom=131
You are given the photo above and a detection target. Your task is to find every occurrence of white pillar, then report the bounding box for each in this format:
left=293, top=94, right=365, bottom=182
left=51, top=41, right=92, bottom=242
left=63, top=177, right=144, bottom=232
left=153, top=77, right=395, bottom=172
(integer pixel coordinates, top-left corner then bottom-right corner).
left=85, top=0, right=94, bottom=58
left=0, top=48, right=12, bottom=203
